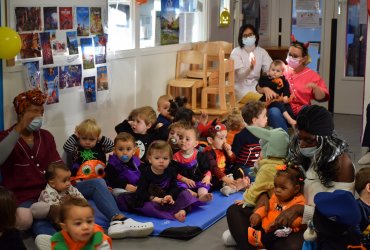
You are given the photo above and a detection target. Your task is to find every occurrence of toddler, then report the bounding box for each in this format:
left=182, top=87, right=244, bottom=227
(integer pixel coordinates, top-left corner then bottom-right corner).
left=51, top=198, right=112, bottom=249
left=105, top=132, right=141, bottom=196
left=63, top=118, right=114, bottom=181
left=247, top=165, right=305, bottom=248
left=167, top=121, right=187, bottom=153
left=224, top=108, right=245, bottom=145
left=174, top=124, right=212, bottom=201
left=355, top=167, right=370, bottom=248
left=157, top=94, right=173, bottom=126
left=258, top=60, right=296, bottom=126
left=117, top=141, right=207, bottom=222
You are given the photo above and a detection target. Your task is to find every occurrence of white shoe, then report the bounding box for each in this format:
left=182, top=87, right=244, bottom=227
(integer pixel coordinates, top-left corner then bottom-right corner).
left=108, top=218, right=154, bottom=239
left=35, top=234, right=52, bottom=250
left=358, top=152, right=370, bottom=165
left=222, top=229, right=237, bottom=246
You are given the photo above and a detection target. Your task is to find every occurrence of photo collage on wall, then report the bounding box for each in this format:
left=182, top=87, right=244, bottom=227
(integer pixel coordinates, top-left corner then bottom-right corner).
left=15, top=6, right=109, bottom=105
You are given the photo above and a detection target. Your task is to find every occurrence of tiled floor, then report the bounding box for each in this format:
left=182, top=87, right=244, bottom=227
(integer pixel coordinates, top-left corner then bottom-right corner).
left=24, top=114, right=367, bottom=250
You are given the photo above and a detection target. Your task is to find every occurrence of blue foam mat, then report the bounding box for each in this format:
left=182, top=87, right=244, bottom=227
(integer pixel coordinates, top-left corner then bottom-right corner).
left=90, top=191, right=243, bottom=239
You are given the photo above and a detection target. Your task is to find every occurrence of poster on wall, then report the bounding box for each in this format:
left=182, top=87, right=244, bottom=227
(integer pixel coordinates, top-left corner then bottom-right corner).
left=296, top=12, right=320, bottom=28
left=80, top=37, right=95, bottom=69
left=59, top=7, right=73, bottom=30
left=44, top=7, right=58, bottom=30
left=19, top=33, right=41, bottom=59
left=40, top=32, right=54, bottom=65
left=90, top=7, right=104, bottom=35
left=97, top=66, right=108, bottom=91
left=83, top=76, right=97, bottom=103
left=23, top=61, right=41, bottom=90
left=160, top=0, right=180, bottom=45
left=43, top=67, right=59, bottom=105
left=94, top=35, right=107, bottom=64
left=59, top=64, right=82, bottom=89
left=66, top=31, right=79, bottom=55
left=15, top=7, right=42, bottom=32
left=50, top=31, right=68, bottom=55
left=76, top=7, right=90, bottom=36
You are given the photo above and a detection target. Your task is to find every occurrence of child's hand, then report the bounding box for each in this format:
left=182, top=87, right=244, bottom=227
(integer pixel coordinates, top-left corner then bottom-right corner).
left=249, top=213, right=262, bottom=227
left=223, top=176, right=236, bottom=186
left=223, top=143, right=233, bottom=157
left=201, top=175, right=211, bottom=185
left=234, top=199, right=244, bottom=206
left=125, top=184, right=137, bottom=192
left=183, top=177, right=196, bottom=188
left=283, top=96, right=289, bottom=103
left=162, top=195, right=175, bottom=205
left=199, top=112, right=208, bottom=125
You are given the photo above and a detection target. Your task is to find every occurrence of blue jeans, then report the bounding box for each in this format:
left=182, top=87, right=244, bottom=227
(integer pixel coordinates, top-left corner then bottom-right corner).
left=76, top=178, right=121, bottom=221
left=268, top=107, right=288, bottom=132
left=20, top=200, right=56, bottom=236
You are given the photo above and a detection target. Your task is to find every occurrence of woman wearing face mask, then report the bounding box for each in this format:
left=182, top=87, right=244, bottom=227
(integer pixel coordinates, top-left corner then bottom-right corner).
left=259, top=38, right=329, bottom=131
left=0, top=89, right=63, bottom=236
left=231, top=24, right=272, bottom=100
left=224, top=105, right=355, bottom=249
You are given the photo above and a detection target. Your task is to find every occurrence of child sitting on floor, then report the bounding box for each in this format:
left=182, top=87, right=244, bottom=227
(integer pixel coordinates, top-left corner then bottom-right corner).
left=174, top=124, right=212, bottom=201
left=105, top=132, right=141, bottom=196
left=247, top=165, right=305, bottom=248
left=157, top=94, right=173, bottom=127
left=167, top=121, right=187, bottom=154
left=117, top=141, right=208, bottom=222
left=203, top=121, right=250, bottom=196
left=63, top=118, right=114, bottom=181
left=224, top=108, right=245, bottom=145
left=355, top=167, right=370, bottom=248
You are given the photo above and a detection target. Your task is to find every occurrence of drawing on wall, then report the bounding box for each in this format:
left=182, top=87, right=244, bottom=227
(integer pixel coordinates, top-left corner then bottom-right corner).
left=90, top=7, right=103, bottom=35
left=76, top=7, right=90, bottom=36
left=23, top=61, right=41, bottom=90
left=66, top=31, right=79, bottom=55
left=97, top=66, right=108, bottom=91
left=40, top=32, right=54, bottom=65
left=59, top=7, right=73, bottom=30
left=83, top=76, right=97, bottom=103
left=43, top=67, right=59, bottom=105
left=80, top=37, right=95, bottom=69
left=44, top=7, right=58, bottom=30
left=19, top=33, right=41, bottom=59
left=59, top=64, right=82, bottom=89
left=160, top=0, right=180, bottom=45
left=50, top=31, right=67, bottom=55
left=15, top=7, right=42, bottom=32
left=94, top=35, right=107, bottom=64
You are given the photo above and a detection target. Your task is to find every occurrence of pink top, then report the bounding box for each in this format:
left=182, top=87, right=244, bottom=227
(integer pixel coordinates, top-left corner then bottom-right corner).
left=284, top=67, right=329, bottom=115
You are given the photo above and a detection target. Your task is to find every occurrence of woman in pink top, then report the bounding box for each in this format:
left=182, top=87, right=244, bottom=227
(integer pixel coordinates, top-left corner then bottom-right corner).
left=259, top=38, right=329, bottom=131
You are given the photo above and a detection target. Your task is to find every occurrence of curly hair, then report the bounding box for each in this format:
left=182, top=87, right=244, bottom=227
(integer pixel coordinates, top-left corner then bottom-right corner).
left=241, top=101, right=266, bottom=125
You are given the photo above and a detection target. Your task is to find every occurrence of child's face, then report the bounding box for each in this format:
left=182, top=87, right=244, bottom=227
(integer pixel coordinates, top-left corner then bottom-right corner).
left=78, top=134, right=98, bottom=149
left=114, top=140, right=136, bottom=163
left=252, top=108, right=268, bottom=128
left=130, top=116, right=151, bottom=135
left=168, top=127, right=183, bottom=145
left=148, top=149, right=171, bottom=173
left=158, top=101, right=171, bottom=118
left=49, top=169, right=72, bottom=192
left=208, top=130, right=227, bottom=150
left=274, top=174, right=299, bottom=202
left=61, top=205, right=95, bottom=242
left=268, top=64, right=284, bottom=79
left=179, top=129, right=198, bottom=153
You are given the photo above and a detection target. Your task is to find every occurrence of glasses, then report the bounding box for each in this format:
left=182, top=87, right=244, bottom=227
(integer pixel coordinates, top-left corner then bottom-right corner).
left=242, top=33, right=255, bottom=38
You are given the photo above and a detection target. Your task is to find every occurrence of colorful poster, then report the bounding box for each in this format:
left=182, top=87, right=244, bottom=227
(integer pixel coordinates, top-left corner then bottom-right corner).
left=19, top=33, right=41, bottom=59
left=59, top=64, right=82, bottom=89
left=80, top=38, right=95, bottom=69
left=15, top=7, right=42, bottom=32
left=83, top=76, right=96, bottom=103
left=43, top=67, right=59, bottom=105
left=23, top=61, right=41, bottom=90
left=40, top=32, right=54, bottom=65
left=50, top=31, right=67, bottom=55
left=97, top=66, right=108, bottom=91
left=160, top=0, right=180, bottom=45
left=76, top=7, right=90, bottom=36
left=94, top=35, right=107, bottom=64
left=59, top=7, right=73, bottom=30
left=90, top=7, right=103, bottom=35
left=66, top=31, right=79, bottom=55
left=44, top=7, right=58, bottom=30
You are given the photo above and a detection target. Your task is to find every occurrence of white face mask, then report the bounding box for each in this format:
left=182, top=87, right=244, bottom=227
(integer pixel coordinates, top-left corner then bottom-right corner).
left=27, top=117, right=43, bottom=132
left=242, top=36, right=256, bottom=47
left=299, top=146, right=318, bottom=158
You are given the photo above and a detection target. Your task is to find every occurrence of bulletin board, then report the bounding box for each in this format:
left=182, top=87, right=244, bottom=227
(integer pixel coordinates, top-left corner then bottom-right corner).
left=6, top=0, right=109, bottom=105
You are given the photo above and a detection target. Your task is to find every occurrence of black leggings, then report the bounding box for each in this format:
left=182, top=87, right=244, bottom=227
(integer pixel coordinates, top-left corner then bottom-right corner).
left=226, top=204, right=304, bottom=250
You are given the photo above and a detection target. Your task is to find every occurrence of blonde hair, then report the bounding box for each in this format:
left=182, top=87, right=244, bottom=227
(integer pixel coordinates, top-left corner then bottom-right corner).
left=224, top=108, right=244, bottom=131
left=129, top=106, right=157, bottom=126
left=147, top=140, right=173, bottom=161
left=157, top=94, right=172, bottom=107
left=168, top=121, right=187, bottom=132
left=75, top=118, right=101, bottom=137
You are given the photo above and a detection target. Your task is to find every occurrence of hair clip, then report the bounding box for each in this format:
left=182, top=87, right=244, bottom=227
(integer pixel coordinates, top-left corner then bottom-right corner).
left=276, top=165, right=287, bottom=171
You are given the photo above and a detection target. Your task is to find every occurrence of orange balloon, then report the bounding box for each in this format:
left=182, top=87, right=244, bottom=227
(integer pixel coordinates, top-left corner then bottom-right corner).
left=0, top=27, right=22, bottom=59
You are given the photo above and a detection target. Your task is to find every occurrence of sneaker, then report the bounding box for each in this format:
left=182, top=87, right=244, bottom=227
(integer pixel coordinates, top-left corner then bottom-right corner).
left=222, top=229, right=237, bottom=247
left=358, top=152, right=370, bottom=165
left=35, top=234, right=51, bottom=250
left=248, top=227, right=264, bottom=248
left=108, top=218, right=154, bottom=239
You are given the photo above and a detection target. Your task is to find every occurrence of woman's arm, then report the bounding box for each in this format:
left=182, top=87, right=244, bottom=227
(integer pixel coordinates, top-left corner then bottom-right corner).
left=0, top=130, right=20, bottom=165
left=335, top=153, right=355, bottom=183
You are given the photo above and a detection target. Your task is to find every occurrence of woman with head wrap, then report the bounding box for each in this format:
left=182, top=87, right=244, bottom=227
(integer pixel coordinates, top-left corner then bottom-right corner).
left=224, top=105, right=355, bottom=249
